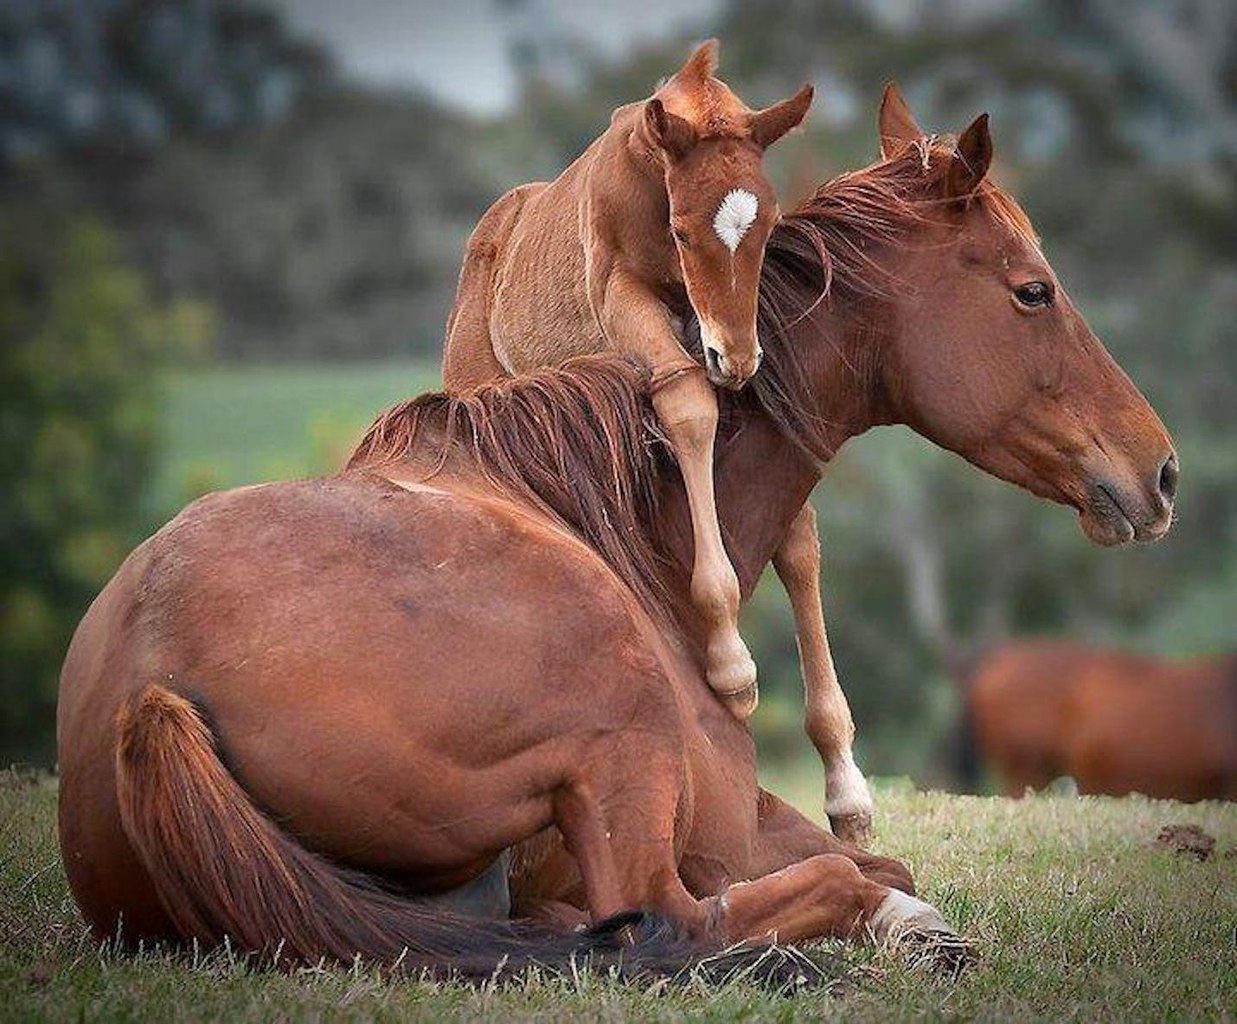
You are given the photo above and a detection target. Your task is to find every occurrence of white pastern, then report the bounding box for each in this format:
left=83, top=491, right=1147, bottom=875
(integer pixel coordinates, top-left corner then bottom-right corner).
left=824, top=750, right=874, bottom=820
left=713, top=189, right=758, bottom=252
left=869, top=889, right=953, bottom=941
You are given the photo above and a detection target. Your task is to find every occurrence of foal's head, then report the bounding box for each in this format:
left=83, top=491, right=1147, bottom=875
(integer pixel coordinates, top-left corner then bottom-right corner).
left=869, top=86, right=1177, bottom=544
left=642, top=40, right=812, bottom=390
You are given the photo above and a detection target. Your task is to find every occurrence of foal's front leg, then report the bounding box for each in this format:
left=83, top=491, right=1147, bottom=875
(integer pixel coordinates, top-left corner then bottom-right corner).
left=773, top=502, right=875, bottom=844
left=652, top=369, right=757, bottom=714
left=601, top=269, right=756, bottom=716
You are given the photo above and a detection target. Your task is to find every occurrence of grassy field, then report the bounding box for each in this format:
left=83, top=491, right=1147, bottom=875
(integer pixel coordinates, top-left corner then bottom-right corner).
left=150, top=360, right=440, bottom=516
left=2, top=767, right=1234, bottom=1023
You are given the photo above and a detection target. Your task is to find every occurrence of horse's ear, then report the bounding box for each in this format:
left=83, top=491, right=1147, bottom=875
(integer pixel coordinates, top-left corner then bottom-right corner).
left=673, top=39, right=719, bottom=86
left=644, top=97, right=698, bottom=160
left=879, top=82, right=923, bottom=157
left=749, top=84, right=814, bottom=150
left=946, top=113, right=993, bottom=198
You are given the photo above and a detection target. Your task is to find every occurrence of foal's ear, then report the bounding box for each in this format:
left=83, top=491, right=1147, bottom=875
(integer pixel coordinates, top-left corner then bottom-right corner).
left=946, top=113, right=993, bottom=199
left=749, top=84, right=814, bottom=150
left=644, top=97, right=698, bottom=160
left=674, top=39, right=720, bottom=86
left=878, top=82, right=923, bottom=158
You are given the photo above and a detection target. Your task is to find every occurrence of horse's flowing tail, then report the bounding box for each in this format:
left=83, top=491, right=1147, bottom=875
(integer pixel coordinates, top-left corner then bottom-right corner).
left=113, top=685, right=830, bottom=988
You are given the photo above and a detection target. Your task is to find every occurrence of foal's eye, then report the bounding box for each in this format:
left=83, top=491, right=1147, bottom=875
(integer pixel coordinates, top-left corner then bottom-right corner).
left=1013, top=281, right=1053, bottom=308
left=671, top=226, right=691, bottom=248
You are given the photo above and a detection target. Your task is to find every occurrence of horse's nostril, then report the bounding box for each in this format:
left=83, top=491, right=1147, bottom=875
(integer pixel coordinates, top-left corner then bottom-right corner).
left=703, top=346, right=724, bottom=377
left=1157, top=453, right=1179, bottom=505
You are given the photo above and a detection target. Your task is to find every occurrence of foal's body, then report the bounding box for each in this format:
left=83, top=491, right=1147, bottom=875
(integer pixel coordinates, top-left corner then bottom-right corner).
left=445, top=41, right=813, bottom=714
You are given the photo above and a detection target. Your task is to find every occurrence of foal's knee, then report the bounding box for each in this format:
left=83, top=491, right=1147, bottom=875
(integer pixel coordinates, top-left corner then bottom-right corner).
left=652, top=371, right=718, bottom=443
left=774, top=505, right=821, bottom=586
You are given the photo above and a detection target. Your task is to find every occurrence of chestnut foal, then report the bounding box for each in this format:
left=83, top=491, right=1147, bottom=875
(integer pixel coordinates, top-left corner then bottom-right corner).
left=443, top=40, right=813, bottom=716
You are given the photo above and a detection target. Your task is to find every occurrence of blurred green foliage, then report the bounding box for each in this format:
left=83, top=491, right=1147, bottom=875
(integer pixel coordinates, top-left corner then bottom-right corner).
left=0, top=199, right=211, bottom=764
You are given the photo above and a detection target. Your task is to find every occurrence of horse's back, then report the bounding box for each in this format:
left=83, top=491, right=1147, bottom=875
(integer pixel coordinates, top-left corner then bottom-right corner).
left=58, top=471, right=684, bottom=937
left=1067, top=656, right=1237, bottom=800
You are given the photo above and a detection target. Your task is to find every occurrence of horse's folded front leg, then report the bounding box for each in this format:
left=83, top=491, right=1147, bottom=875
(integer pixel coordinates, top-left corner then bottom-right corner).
left=710, top=854, right=958, bottom=950
left=773, top=502, right=874, bottom=844
left=652, top=369, right=756, bottom=718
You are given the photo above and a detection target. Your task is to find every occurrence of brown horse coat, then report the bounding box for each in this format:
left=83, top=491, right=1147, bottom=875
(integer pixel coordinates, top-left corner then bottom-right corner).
left=970, top=640, right=1237, bottom=800
left=445, top=40, right=814, bottom=716
left=57, top=93, right=1176, bottom=975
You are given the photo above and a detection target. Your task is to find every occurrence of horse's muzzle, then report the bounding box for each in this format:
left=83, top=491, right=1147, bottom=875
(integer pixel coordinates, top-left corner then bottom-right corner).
left=704, top=344, right=763, bottom=390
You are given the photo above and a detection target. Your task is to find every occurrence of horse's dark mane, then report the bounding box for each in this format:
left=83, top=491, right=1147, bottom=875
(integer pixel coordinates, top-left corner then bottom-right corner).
left=348, top=136, right=1039, bottom=621
left=347, top=355, right=672, bottom=620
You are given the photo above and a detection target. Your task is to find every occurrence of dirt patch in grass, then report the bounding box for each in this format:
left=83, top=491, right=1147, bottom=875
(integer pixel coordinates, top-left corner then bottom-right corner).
left=1154, top=823, right=1216, bottom=861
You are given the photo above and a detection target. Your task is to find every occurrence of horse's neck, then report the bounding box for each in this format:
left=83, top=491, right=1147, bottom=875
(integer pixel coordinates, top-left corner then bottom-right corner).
left=585, top=109, right=677, bottom=282
left=660, top=306, right=888, bottom=601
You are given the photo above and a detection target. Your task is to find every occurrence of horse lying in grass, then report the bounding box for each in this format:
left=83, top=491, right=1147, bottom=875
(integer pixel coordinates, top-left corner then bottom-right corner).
left=495, top=91, right=1180, bottom=925
left=967, top=640, right=1236, bottom=800
left=56, top=94, right=1175, bottom=977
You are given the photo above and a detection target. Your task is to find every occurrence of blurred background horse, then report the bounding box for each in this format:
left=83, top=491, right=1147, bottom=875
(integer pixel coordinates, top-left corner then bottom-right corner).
left=964, top=640, right=1237, bottom=801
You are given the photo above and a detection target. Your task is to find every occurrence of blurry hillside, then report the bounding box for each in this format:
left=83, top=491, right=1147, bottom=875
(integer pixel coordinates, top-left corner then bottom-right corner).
left=2, top=0, right=1234, bottom=775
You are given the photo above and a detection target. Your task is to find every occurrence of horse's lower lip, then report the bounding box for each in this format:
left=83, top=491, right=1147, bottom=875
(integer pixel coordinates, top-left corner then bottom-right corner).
left=1079, top=483, right=1133, bottom=545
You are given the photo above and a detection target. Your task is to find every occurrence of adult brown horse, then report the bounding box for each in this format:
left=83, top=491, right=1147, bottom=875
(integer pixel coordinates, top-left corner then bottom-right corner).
left=57, top=92, right=1175, bottom=973
left=445, top=40, right=814, bottom=714
left=968, top=640, right=1237, bottom=800
left=444, top=84, right=1181, bottom=845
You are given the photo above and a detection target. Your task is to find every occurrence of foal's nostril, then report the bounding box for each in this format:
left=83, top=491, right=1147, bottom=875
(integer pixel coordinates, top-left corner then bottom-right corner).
left=703, top=346, right=724, bottom=378
left=1157, top=453, right=1179, bottom=506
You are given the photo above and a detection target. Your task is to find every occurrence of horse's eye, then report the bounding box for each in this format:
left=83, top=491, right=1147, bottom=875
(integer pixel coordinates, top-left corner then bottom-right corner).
left=1013, top=281, right=1053, bottom=308
left=671, top=226, right=691, bottom=248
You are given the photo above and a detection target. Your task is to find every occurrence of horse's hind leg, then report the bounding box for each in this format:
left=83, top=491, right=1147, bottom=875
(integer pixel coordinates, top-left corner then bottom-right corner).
left=443, top=185, right=540, bottom=390
left=773, top=502, right=874, bottom=845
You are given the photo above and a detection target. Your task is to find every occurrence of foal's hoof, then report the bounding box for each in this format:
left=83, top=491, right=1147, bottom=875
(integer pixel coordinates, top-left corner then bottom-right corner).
left=707, top=639, right=758, bottom=720
left=869, top=890, right=974, bottom=978
left=828, top=811, right=873, bottom=848
left=719, top=683, right=759, bottom=720
left=825, top=755, right=875, bottom=847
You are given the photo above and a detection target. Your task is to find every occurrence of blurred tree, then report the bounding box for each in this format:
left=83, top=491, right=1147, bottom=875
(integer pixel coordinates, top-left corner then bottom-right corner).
left=0, top=0, right=330, bottom=161
left=0, top=190, right=209, bottom=765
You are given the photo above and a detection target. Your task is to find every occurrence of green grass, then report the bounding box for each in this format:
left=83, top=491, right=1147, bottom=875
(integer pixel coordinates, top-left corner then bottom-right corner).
left=151, top=360, right=440, bottom=516
left=3, top=768, right=1234, bottom=1022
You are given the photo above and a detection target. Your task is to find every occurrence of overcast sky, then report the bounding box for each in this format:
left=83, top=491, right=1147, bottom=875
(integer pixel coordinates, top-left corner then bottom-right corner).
left=268, top=0, right=720, bottom=113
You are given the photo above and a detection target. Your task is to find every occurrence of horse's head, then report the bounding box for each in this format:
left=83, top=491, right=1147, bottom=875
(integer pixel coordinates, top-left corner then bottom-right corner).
left=644, top=40, right=812, bottom=390
left=872, top=85, right=1177, bottom=544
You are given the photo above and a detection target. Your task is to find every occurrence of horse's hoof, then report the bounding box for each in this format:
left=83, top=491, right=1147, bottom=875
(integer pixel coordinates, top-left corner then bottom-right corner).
left=825, top=753, right=875, bottom=846
left=706, top=639, right=758, bottom=719
left=869, top=890, right=974, bottom=978
left=828, top=811, right=873, bottom=847
left=719, top=683, right=759, bottom=720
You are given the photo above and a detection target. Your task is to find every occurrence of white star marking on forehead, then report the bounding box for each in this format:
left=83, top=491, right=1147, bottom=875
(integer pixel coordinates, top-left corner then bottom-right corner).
left=713, top=189, right=759, bottom=253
